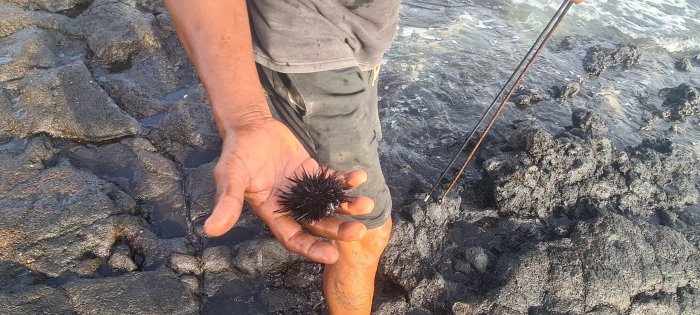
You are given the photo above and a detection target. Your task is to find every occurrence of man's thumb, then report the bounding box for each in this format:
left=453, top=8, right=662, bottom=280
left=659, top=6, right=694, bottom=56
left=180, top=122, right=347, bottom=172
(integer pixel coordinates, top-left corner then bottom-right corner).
left=204, top=181, right=245, bottom=237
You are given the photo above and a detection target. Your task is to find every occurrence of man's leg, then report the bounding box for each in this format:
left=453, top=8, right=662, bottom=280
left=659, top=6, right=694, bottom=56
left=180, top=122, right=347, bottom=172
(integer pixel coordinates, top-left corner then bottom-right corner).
left=324, top=217, right=391, bottom=314
left=259, top=65, right=392, bottom=314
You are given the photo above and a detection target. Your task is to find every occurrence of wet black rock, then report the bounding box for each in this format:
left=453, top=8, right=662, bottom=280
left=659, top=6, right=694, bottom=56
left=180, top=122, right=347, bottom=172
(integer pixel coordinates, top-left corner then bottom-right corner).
left=661, top=83, right=700, bottom=121
left=201, top=246, right=232, bottom=273
left=0, top=26, right=76, bottom=83
left=0, top=285, right=74, bottom=314
left=169, top=253, right=202, bottom=275
left=583, top=44, right=641, bottom=76
left=472, top=211, right=700, bottom=314
left=552, top=80, right=582, bottom=101
left=484, top=111, right=698, bottom=219
left=380, top=196, right=461, bottom=306
left=146, top=87, right=221, bottom=166
left=264, top=289, right=303, bottom=313
left=62, top=137, right=188, bottom=238
left=62, top=269, right=199, bottom=314
left=0, top=138, right=191, bottom=281
left=675, top=56, right=693, bottom=72
left=5, top=0, right=90, bottom=12
left=571, top=107, right=608, bottom=137
left=0, top=3, right=78, bottom=38
left=0, top=146, right=137, bottom=277
left=0, top=60, right=140, bottom=142
left=108, top=243, right=138, bottom=272
left=374, top=297, right=411, bottom=315
left=185, top=160, right=217, bottom=222
left=233, top=237, right=303, bottom=275
left=511, top=86, right=545, bottom=106
left=463, top=247, right=488, bottom=273
left=409, top=275, right=447, bottom=310
left=78, top=0, right=158, bottom=67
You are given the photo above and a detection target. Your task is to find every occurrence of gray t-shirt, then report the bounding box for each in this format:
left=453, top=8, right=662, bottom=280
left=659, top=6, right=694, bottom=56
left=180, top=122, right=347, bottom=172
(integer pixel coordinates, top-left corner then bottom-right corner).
left=249, top=0, right=401, bottom=73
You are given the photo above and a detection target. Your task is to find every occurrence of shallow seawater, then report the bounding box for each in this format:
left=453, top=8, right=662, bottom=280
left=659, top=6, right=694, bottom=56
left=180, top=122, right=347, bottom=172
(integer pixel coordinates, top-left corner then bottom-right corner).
left=379, top=0, right=700, bottom=204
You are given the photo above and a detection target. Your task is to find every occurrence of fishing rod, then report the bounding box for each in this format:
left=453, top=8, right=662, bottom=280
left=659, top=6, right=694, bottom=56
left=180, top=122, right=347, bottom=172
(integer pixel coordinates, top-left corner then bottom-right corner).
left=424, top=0, right=584, bottom=204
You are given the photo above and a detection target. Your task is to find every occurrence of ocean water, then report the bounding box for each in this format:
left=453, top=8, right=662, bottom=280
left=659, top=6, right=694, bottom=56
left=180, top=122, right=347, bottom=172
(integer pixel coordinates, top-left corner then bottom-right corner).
left=379, top=0, right=700, bottom=203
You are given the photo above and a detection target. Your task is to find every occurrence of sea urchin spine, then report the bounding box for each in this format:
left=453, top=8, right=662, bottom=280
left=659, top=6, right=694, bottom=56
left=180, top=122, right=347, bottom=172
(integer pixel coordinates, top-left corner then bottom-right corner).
left=276, top=167, right=349, bottom=224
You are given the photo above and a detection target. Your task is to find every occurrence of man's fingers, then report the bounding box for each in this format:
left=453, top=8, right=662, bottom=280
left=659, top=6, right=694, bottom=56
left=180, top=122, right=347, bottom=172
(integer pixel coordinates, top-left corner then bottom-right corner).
left=204, top=181, right=245, bottom=237
left=305, top=217, right=367, bottom=241
left=266, top=214, right=339, bottom=264
left=339, top=169, right=367, bottom=189
left=336, top=196, right=374, bottom=216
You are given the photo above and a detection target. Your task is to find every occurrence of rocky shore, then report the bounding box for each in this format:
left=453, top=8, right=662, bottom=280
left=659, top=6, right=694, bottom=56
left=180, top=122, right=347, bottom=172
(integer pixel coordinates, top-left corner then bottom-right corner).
left=1, top=0, right=699, bottom=314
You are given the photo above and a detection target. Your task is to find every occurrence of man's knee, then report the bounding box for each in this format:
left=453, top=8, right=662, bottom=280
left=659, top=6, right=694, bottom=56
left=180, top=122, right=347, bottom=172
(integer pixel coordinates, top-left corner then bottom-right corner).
left=360, top=217, right=392, bottom=256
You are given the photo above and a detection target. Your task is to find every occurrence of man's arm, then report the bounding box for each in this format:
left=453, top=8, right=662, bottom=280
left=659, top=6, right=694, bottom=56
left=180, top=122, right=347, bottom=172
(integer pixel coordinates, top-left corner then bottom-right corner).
left=165, top=0, right=268, bottom=133
left=164, top=1, right=374, bottom=264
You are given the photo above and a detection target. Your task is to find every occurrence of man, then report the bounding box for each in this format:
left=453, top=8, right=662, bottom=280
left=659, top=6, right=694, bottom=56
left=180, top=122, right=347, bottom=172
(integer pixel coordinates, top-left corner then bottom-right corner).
left=164, top=1, right=400, bottom=313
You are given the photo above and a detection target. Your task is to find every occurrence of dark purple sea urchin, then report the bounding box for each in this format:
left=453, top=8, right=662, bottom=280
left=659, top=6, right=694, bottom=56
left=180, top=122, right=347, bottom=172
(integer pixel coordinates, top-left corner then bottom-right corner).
left=275, top=167, right=350, bottom=224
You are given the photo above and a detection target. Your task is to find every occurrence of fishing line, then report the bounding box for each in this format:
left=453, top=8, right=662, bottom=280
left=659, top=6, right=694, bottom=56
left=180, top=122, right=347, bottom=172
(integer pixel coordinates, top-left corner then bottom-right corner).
left=424, top=0, right=579, bottom=204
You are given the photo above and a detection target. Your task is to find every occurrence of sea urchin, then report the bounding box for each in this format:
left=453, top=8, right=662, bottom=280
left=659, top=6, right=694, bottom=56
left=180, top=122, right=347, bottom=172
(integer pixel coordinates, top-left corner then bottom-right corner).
left=276, top=167, right=349, bottom=224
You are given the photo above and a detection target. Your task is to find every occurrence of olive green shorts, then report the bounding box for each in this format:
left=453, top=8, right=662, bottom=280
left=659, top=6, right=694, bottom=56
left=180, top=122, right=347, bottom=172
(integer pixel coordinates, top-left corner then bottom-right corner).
left=258, top=65, right=392, bottom=229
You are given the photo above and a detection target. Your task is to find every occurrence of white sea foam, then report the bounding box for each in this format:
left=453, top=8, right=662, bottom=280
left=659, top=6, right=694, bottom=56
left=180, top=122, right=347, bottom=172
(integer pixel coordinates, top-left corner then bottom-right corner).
left=511, top=0, right=700, bottom=51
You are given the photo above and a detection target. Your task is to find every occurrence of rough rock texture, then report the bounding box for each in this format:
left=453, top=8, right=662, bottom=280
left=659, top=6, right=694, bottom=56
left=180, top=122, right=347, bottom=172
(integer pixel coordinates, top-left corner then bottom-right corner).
left=376, top=196, right=462, bottom=313
left=108, top=243, right=138, bottom=272
left=0, top=3, right=78, bottom=38
left=0, top=138, right=190, bottom=278
left=62, top=269, right=199, bottom=314
left=0, top=60, right=140, bottom=142
left=0, top=26, right=83, bottom=83
left=552, top=80, right=582, bottom=101
left=169, top=253, right=202, bottom=275
left=62, top=137, right=188, bottom=238
left=78, top=0, right=158, bottom=67
left=470, top=211, right=700, bottom=314
left=185, top=160, right=217, bottom=222
left=94, top=10, right=196, bottom=119
left=2, top=0, right=699, bottom=313
left=233, top=237, right=303, bottom=276
left=5, top=0, right=90, bottom=12
left=483, top=110, right=698, bottom=219
left=0, top=284, right=74, bottom=314
left=201, top=246, right=232, bottom=273
left=0, top=140, right=136, bottom=277
left=511, top=86, right=545, bottom=106
left=676, top=56, right=693, bottom=72
left=146, top=87, right=221, bottom=166
left=661, top=83, right=700, bottom=121
left=583, top=44, right=641, bottom=76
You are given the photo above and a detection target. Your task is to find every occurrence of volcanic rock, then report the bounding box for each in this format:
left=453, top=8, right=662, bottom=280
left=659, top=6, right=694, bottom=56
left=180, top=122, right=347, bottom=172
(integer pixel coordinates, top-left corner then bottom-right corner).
left=146, top=87, right=221, bottom=166
left=584, top=44, right=641, bottom=76
left=484, top=112, right=698, bottom=219
left=552, top=80, right=582, bottom=101
left=0, top=3, right=77, bottom=38
left=0, top=60, right=140, bottom=142
left=661, top=83, right=700, bottom=121
left=675, top=57, right=693, bottom=72
left=233, top=237, right=302, bottom=275
left=5, top=0, right=90, bottom=12
left=78, top=0, right=158, bottom=67
left=108, top=243, right=138, bottom=272
left=201, top=246, right=232, bottom=273
left=472, top=211, right=700, bottom=314
left=169, top=253, right=201, bottom=275
left=62, top=137, right=188, bottom=238
left=62, top=269, right=199, bottom=314
left=512, top=86, right=545, bottom=106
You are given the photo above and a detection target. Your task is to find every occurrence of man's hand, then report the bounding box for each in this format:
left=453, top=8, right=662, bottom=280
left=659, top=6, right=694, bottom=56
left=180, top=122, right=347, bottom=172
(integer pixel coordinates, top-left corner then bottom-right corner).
left=204, top=117, right=374, bottom=264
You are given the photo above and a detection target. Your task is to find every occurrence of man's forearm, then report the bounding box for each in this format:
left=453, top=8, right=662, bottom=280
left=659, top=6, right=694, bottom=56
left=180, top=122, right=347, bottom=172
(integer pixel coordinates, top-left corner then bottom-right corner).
left=164, top=0, right=270, bottom=136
